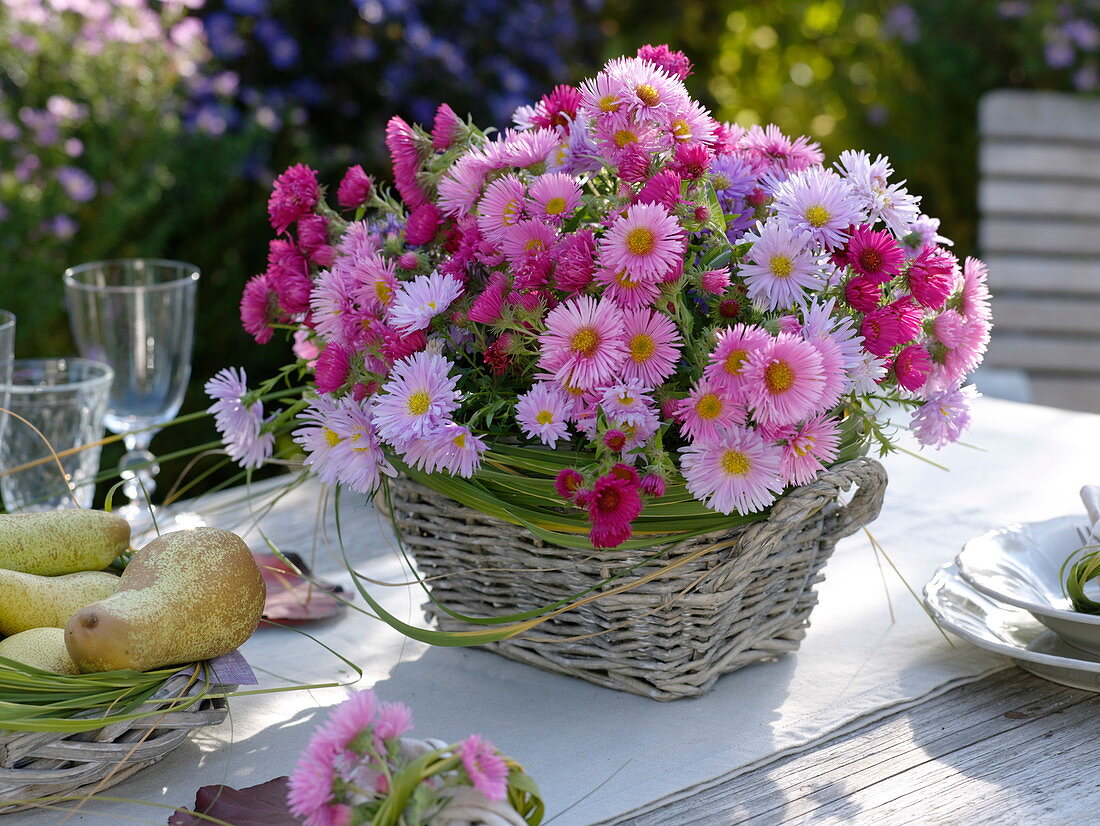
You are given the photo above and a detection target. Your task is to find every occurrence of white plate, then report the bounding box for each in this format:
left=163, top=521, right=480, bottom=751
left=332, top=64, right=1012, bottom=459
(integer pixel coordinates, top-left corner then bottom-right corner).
left=955, top=515, right=1100, bottom=655
left=923, top=563, right=1100, bottom=692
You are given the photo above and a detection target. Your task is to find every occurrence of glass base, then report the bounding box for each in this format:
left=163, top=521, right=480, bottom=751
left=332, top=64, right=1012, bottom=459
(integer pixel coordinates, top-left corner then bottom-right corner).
left=119, top=503, right=207, bottom=546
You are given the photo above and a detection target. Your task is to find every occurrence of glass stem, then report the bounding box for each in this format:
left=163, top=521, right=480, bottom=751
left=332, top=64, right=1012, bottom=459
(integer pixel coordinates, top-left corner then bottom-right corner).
left=119, top=430, right=159, bottom=522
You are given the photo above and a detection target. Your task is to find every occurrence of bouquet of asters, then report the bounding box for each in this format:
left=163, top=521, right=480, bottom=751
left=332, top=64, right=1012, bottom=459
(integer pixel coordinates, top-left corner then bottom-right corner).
left=209, top=43, right=990, bottom=552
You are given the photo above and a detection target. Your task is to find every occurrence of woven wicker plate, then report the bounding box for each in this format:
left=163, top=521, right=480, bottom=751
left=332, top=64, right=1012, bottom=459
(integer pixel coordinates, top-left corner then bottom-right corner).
left=387, top=457, right=887, bottom=701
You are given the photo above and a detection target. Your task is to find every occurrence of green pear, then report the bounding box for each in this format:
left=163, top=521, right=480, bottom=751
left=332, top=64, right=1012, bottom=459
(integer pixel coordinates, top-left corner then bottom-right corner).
left=0, top=569, right=121, bottom=636
left=0, top=510, right=130, bottom=575
left=66, top=527, right=266, bottom=673
left=0, top=627, right=80, bottom=674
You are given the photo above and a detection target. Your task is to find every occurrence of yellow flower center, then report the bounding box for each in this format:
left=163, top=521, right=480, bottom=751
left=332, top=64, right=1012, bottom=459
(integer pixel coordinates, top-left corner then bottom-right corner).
left=770, top=255, right=794, bottom=278
left=407, top=390, right=432, bottom=416
left=671, top=119, right=691, bottom=140
left=721, top=449, right=751, bottom=476
left=525, top=236, right=547, bottom=251
left=695, top=393, right=723, bottom=420
left=452, top=432, right=467, bottom=449
left=764, top=361, right=795, bottom=394
left=805, top=204, right=830, bottom=227
left=571, top=327, right=600, bottom=357
left=613, top=129, right=638, bottom=148
left=324, top=429, right=342, bottom=447
left=626, top=227, right=656, bottom=256
left=544, top=196, right=567, bottom=216
left=712, top=173, right=730, bottom=190
left=599, top=94, right=620, bottom=113
left=724, top=348, right=748, bottom=375
left=617, top=393, right=635, bottom=405
left=630, top=333, right=656, bottom=363
left=536, top=410, right=554, bottom=425
left=375, top=281, right=393, bottom=305
left=635, top=83, right=660, bottom=107
left=793, top=436, right=815, bottom=457
left=502, top=200, right=523, bottom=226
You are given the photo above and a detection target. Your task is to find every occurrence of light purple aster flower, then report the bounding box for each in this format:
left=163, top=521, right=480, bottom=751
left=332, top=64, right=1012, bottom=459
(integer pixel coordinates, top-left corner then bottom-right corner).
left=739, top=218, right=823, bottom=310
left=387, top=271, right=464, bottom=335
left=515, top=381, right=572, bottom=448
left=833, top=150, right=920, bottom=236
left=599, top=379, right=654, bottom=427
left=292, top=396, right=395, bottom=492
left=373, top=352, right=462, bottom=447
left=402, top=422, right=486, bottom=478
left=771, top=167, right=863, bottom=250
left=910, top=384, right=979, bottom=448
left=205, top=367, right=274, bottom=469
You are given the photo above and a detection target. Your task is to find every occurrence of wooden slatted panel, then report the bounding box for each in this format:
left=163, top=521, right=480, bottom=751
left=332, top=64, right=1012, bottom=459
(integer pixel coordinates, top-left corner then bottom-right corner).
left=981, top=142, right=1100, bottom=183
left=980, top=179, right=1100, bottom=221
left=990, top=295, right=1100, bottom=336
left=983, top=335, right=1100, bottom=374
left=981, top=218, right=1100, bottom=257
left=1031, top=376, right=1100, bottom=414
left=983, top=255, right=1100, bottom=294
left=981, top=89, right=1100, bottom=143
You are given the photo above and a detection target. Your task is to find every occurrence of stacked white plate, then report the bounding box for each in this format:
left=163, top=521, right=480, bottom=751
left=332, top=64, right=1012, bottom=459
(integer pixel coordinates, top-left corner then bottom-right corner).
left=923, top=515, right=1100, bottom=691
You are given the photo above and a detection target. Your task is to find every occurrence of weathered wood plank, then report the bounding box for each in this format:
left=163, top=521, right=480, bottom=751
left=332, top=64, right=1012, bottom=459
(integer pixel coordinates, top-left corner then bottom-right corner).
left=990, top=295, right=1100, bottom=335
left=984, top=335, right=1100, bottom=373
left=980, top=218, right=1100, bottom=257
left=980, top=178, right=1100, bottom=221
left=1029, top=376, right=1100, bottom=415
left=981, top=142, right=1100, bottom=183
left=615, top=668, right=1099, bottom=826
left=983, top=255, right=1100, bottom=294
left=980, top=89, right=1100, bottom=144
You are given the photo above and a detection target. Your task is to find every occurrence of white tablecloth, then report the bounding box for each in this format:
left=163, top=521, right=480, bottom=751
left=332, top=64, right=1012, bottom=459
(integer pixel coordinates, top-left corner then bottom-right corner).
left=9, top=398, right=1100, bottom=825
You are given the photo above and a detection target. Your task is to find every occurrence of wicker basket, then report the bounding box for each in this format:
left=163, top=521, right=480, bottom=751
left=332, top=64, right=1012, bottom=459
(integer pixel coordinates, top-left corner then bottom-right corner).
left=0, top=672, right=233, bottom=814
left=388, top=457, right=887, bottom=701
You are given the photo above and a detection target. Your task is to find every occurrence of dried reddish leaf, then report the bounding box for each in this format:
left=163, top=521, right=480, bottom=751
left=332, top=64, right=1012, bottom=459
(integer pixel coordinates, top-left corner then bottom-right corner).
left=167, top=776, right=299, bottom=825
left=255, top=552, right=345, bottom=623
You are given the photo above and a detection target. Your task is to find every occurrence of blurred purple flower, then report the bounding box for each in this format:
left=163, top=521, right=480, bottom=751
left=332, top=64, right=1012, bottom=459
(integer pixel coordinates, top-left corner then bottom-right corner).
left=47, top=215, right=78, bottom=240
left=205, top=12, right=246, bottom=59
left=57, top=166, right=97, bottom=203
left=14, top=154, right=41, bottom=183
left=1044, top=37, right=1075, bottom=69
left=226, top=0, right=269, bottom=13
left=64, top=138, right=85, bottom=157
left=882, top=4, right=920, bottom=44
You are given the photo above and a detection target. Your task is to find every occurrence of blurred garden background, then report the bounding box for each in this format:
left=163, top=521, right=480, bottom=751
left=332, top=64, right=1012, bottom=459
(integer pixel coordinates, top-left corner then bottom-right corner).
left=1, top=0, right=1097, bottom=500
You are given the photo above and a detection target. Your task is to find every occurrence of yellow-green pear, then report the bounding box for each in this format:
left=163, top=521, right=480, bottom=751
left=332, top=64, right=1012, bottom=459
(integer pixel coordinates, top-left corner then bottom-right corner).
left=0, top=627, right=80, bottom=674
left=0, top=510, right=130, bottom=575
left=65, top=527, right=265, bottom=673
left=0, top=569, right=121, bottom=636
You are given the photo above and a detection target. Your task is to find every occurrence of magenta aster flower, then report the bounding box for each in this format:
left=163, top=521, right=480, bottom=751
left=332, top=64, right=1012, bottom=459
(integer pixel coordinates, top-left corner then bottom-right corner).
left=388, top=271, right=464, bottom=335
left=704, top=324, right=773, bottom=394
left=676, top=379, right=744, bottom=442
left=240, top=272, right=281, bottom=345
left=910, top=385, right=979, bottom=448
left=841, top=225, right=904, bottom=284
left=373, top=352, right=462, bottom=446
left=527, top=172, right=581, bottom=223
left=775, top=414, right=841, bottom=486
left=431, top=102, right=463, bottom=150
left=457, top=734, right=509, bottom=803
left=771, top=166, right=863, bottom=250
left=516, top=382, right=573, bottom=447
left=553, top=229, right=598, bottom=292
left=859, top=306, right=906, bottom=358
left=530, top=84, right=583, bottom=130
left=477, top=174, right=527, bottom=243
left=680, top=427, right=785, bottom=515
left=599, top=201, right=684, bottom=281
left=634, top=170, right=684, bottom=210
left=587, top=471, right=643, bottom=548
left=467, top=272, right=509, bottom=324
left=205, top=367, right=274, bottom=470
left=640, top=473, right=667, bottom=497
left=700, top=267, right=731, bottom=295
left=337, top=164, right=373, bottom=210
left=907, top=245, right=958, bottom=310
left=620, top=307, right=681, bottom=385
left=740, top=124, right=824, bottom=176
left=267, top=163, right=319, bottom=234
left=637, top=43, right=694, bottom=80
left=501, top=219, right=556, bottom=264
left=739, top=218, right=823, bottom=310
left=844, top=275, right=882, bottom=313
left=554, top=467, right=585, bottom=500
left=265, top=239, right=311, bottom=316
left=539, top=295, right=628, bottom=390
left=298, top=215, right=334, bottom=267
left=894, top=344, right=933, bottom=392
left=314, top=343, right=352, bottom=394
left=405, top=202, right=444, bottom=247
left=743, top=333, right=826, bottom=426
left=385, top=115, right=428, bottom=209
left=670, top=142, right=713, bottom=180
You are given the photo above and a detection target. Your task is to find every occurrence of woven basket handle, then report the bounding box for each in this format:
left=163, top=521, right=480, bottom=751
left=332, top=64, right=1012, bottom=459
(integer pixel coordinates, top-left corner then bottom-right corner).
left=826, top=457, right=888, bottom=539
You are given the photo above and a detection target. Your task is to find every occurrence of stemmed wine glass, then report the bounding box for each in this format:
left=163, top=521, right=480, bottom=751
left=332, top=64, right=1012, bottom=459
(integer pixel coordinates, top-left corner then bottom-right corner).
left=63, top=259, right=199, bottom=529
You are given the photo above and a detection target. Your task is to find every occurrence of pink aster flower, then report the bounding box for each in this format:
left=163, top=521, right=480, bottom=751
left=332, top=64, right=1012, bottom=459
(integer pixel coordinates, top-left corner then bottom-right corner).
left=600, top=379, right=653, bottom=427
left=670, top=142, right=713, bottom=180
left=615, top=142, right=651, bottom=183
left=372, top=351, right=462, bottom=445
left=385, top=115, right=428, bottom=209
left=530, top=84, right=583, bottom=130
left=959, top=256, right=992, bottom=322
left=374, top=700, right=413, bottom=745
left=293, top=397, right=394, bottom=494
left=700, top=266, right=731, bottom=296
left=527, top=172, right=581, bottom=223
left=811, top=335, right=848, bottom=409
left=594, top=264, right=663, bottom=310
left=431, top=102, right=463, bottom=150
left=907, top=245, right=958, bottom=310
left=775, top=414, right=841, bottom=486
left=287, top=737, right=338, bottom=825
left=743, top=333, right=826, bottom=426
left=680, top=426, right=785, bottom=515
left=298, top=215, right=335, bottom=267
left=405, top=202, right=444, bottom=246
left=894, top=344, right=933, bottom=392
left=665, top=98, right=717, bottom=146
left=739, top=218, right=823, bottom=310
left=927, top=311, right=990, bottom=390
left=268, top=163, right=319, bottom=234
left=498, top=128, right=560, bottom=168
left=539, top=295, right=627, bottom=390
left=640, top=473, right=667, bottom=497
left=438, top=149, right=493, bottom=216
left=314, top=343, right=352, bottom=394
left=599, top=201, right=684, bottom=281
left=205, top=367, right=274, bottom=470
left=841, top=225, right=904, bottom=284
left=388, top=271, right=464, bottom=335
left=578, top=67, right=626, bottom=118
left=771, top=166, right=863, bottom=250
left=457, top=735, right=509, bottom=803
left=553, top=229, right=598, bottom=292
left=844, top=275, right=883, bottom=313
left=309, top=268, right=359, bottom=346
left=266, top=239, right=311, bottom=315
left=592, top=110, right=660, bottom=160
left=677, top=379, right=744, bottom=442
left=633, top=170, right=684, bottom=210
left=402, top=423, right=486, bottom=478
left=739, top=124, right=824, bottom=176
left=637, top=43, right=694, bottom=80
left=516, top=382, right=573, bottom=447
left=356, top=255, right=399, bottom=314
left=620, top=307, right=681, bottom=385
left=859, top=305, right=907, bottom=358
left=477, top=174, right=527, bottom=243
left=704, top=324, right=773, bottom=394
left=467, top=272, right=509, bottom=324
left=588, top=471, right=643, bottom=548
left=609, top=56, right=690, bottom=124
left=337, top=164, right=373, bottom=210
left=910, top=384, right=979, bottom=448
left=501, top=219, right=556, bottom=264
left=240, top=272, right=281, bottom=345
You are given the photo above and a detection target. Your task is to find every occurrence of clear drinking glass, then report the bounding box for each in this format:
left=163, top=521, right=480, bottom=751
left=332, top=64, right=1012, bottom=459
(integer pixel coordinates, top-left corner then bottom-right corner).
left=63, top=259, right=199, bottom=526
left=0, top=311, right=14, bottom=454
left=0, top=358, right=113, bottom=511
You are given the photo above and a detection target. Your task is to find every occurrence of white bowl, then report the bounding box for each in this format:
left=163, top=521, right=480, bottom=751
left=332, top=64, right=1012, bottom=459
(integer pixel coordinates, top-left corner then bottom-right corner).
left=956, top=515, right=1100, bottom=655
